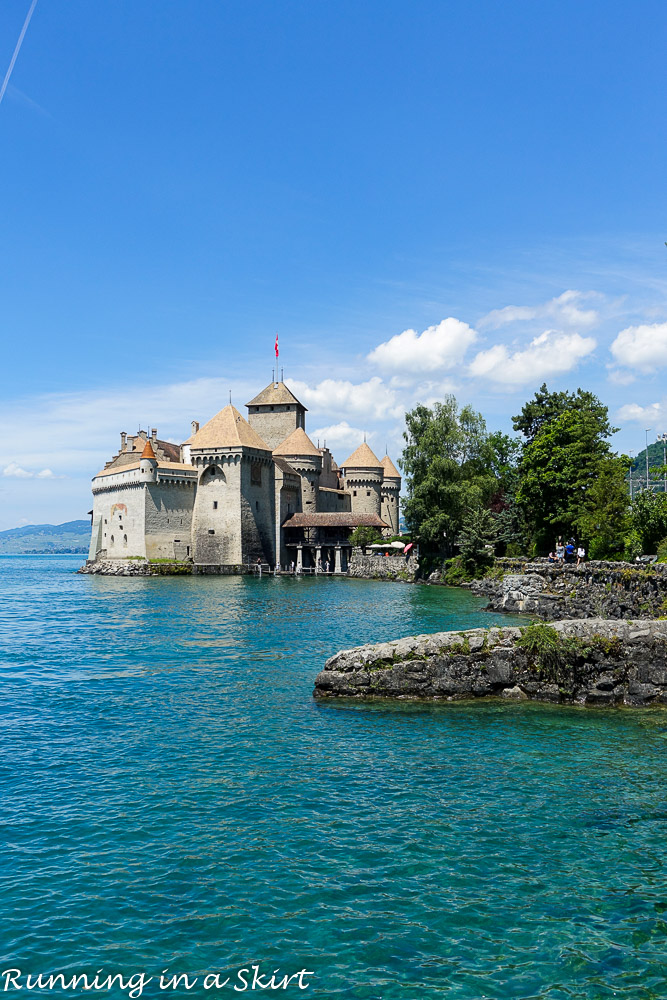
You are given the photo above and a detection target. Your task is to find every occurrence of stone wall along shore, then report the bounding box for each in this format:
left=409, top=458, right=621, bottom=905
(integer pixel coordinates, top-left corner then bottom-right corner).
left=314, top=619, right=667, bottom=706
left=469, top=559, right=667, bottom=620
left=78, top=559, right=193, bottom=576
left=347, top=547, right=419, bottom=582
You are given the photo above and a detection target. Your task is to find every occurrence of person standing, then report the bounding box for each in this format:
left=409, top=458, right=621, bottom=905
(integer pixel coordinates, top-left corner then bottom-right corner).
left=577, top=544, right=586, bottom=566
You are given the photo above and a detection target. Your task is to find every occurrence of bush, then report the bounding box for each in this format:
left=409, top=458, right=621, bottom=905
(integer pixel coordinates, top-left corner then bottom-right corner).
left=657, top=537, right=667, bottom=563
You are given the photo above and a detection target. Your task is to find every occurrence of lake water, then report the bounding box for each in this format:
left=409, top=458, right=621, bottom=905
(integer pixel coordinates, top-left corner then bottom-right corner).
left=2, top=555, right=667, bottom=999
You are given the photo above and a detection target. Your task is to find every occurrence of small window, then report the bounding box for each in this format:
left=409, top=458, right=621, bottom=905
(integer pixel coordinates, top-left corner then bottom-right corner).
left=251, top=462, right=262, bottom=486
left=104, top=518, right=107, bottom=524
left=367, top=491, right=371, bottom=497
left=110, top=535, right=114, bottom=543
left=270, top=405, right=274, bottom=411
left=186, top=546, right=190, bottom=556
left=213, top=501, right=218, bottom=510
left=208, top=529, right=215, bottom=535
left=123, top=534, right=127, bottom=545
left=353, top=490, right=357, bottom=497
left=255, top=501, right=259, bottom=510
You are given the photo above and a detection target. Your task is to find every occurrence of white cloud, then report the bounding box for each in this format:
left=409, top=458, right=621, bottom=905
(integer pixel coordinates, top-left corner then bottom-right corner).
left=468, top=330, right=596, bottom=387
left=610, top=321, right=667, bottom=373
left=2, top=463, right=60, bottom=479
left=607, top=367, right=637, bottom=386
left=479, top=290, right=600, bottom=332
left=367, top=318, right=477, bottom=375
left=616, top=401, right=664, bottom=423
left=287, top=376, right=403, bottom=420
left=310, top=421, right=370, bottom=455
left=3, top=462, right=32, bottom=478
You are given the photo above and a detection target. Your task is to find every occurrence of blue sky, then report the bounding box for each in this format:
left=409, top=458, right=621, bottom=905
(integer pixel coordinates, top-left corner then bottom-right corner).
left=1, top=0, right=666, bottom=528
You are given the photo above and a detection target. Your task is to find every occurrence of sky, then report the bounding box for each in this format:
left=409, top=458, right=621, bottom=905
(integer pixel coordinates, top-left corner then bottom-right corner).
left=0, top=0, right=666, bottom=529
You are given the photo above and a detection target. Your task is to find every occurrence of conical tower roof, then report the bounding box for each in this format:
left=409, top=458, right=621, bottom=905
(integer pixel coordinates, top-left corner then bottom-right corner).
left=341, top=441, right=382, bottom=469
left=246, top=381, right=306, bottom=410
left=187, top=404, right=271, bottom=451
left=381, top=454, right=401, bottom=479
left=273, top=427, right=320, bottom=457
left=141, top=439, right=157, bottom=460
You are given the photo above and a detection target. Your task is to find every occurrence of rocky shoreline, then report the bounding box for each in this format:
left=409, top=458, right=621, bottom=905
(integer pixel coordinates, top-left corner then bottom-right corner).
left=313, top=619, right=667, bottom=707
left=467, top=559, right=667, bottom=620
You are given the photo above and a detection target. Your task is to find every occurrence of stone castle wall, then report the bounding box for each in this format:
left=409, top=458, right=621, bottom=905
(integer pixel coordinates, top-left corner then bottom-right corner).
left=347, top=548, right=419, bottom=582
left=145, top=481, right=195, bottom=560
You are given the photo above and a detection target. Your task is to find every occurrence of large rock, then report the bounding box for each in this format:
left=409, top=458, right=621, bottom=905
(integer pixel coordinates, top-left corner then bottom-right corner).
left=313, top=619, right=667, bottom=706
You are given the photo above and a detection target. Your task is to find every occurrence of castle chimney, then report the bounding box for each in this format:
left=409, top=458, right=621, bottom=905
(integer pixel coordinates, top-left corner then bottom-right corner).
left=191, top=420, right=200, bottom=435
left=151, top=427, right=157, bottom=443
left=120, top=431, right=127, bottom=451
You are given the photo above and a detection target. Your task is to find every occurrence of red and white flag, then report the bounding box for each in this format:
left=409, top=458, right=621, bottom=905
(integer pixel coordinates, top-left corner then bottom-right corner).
left=274, top=333, right=279, bottom=358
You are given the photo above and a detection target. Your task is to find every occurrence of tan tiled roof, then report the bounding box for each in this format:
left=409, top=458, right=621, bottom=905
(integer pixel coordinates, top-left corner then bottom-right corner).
left=273, top=427, right=321, bottom=458
left=141, top=439, right=156, bottom=460
left=381, top=454, right=401, bottom=478
left=341, top=442, right=382, bottom=469
left=94, top=460, right=196, bottom=479
left=273, top=456, right=300, bottom=477
left=246, top=381, right=306, bottom=409
left=282, top=512, right=388, bottom=528
left=187, top=405, right=271, bottom=451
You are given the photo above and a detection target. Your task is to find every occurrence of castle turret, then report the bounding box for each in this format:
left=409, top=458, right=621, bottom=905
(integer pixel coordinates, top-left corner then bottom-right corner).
left=187, top=404, right=275, bottom=566
left=139, top=438, right=158, bottom=482
left=380, top=454, right=401, bottom=535
left=273, top=427, right=322, bottom=511
left=246, top=382, right=307, bottom=451
left=340, top=442, right=384, bottom=521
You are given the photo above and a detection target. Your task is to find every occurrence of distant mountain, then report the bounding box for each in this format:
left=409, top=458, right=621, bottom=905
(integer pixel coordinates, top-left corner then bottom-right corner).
left=0, top=520, right=90, bottom=554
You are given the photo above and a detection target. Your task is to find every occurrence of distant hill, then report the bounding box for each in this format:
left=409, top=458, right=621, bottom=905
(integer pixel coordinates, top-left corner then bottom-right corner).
left=0, top=520, right=90, bottom=554
left=628, top=441, right=667, bottom=493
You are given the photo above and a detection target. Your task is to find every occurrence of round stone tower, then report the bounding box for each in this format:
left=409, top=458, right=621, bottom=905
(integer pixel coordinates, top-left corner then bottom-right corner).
left=139, top=438, right=158, bottom=482
left=273, top=427, right=322, bottom=512
left=380, top=454, right=401, bottom=535
left=340, top=442, right=383, bottom=519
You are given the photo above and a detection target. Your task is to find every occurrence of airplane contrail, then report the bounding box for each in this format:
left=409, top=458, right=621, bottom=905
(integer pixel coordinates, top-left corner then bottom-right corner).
left=0, top=0, right=38, bottom=109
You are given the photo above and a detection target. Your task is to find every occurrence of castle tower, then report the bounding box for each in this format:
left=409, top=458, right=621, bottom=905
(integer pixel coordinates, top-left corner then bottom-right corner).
left=246, top=382, right=307, bottom=451
left=139, top=438, right=158, bottom=482
left=380, top=454, right=401, bottom=535
left=187, top=404, right=275, bottom=566
left=273, top=427, right=322, bottom=512
left=340, top=442, right=384, bottom=521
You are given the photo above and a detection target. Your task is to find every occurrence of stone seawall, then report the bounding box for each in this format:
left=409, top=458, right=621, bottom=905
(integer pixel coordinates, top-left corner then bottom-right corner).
left=347, top=548, right=419, bottom=582
left=314, top=619, right=667, bottom=706
left=470, top=560, right=667, bottom=619
left=79, top=560, right=193, bottom=576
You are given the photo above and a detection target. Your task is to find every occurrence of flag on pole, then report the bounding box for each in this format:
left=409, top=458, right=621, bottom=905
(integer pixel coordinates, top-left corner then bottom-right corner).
left=274, top=333, right=279, bottom=358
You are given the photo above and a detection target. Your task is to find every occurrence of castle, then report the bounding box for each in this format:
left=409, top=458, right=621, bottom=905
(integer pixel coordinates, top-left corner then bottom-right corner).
left=87, top=379, right=401, bottom=572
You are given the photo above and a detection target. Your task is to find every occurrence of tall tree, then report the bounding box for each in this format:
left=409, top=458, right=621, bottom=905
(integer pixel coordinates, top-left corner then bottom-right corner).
left=513, top=387, right=619, bottom=552
left=401, top=397, right=496, bottom=551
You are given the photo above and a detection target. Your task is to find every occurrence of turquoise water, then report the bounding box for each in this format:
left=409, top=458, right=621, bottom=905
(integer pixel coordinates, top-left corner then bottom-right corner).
left=2, top=556, right=667, bottom=999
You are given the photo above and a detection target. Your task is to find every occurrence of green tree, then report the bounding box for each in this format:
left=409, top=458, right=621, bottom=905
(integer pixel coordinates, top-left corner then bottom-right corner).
left=400, top=397, right=497, bottom=554
left=349, top=525, right=382, bottom=548
left=630, top=489, right=667, bottom=553
left=576, top=454, right=631, bottom=558
left=456, top=505, right=497, bottom=572
left=513, top=387, right=618, bottom=552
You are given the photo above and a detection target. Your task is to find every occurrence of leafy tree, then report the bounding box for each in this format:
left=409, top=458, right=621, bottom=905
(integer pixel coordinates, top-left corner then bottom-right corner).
left=349, top=525, right=382, bottom=548
left=629, top=489, right=667, bottom=553
left=513, top=387, right=618, bottom=552
left=401, top=397, right=497, bottom=553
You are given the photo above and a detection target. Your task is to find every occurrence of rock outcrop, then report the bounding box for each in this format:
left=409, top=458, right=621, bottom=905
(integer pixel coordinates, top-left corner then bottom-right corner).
left=313, top=619, right=667, bottom=706
left=469, top=560, right=667, bottom=620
